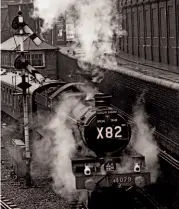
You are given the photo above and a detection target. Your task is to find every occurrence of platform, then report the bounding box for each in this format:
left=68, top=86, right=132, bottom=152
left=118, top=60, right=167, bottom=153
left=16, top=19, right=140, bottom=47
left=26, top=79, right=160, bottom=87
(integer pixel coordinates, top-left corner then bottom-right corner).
left=116, top=51, right=179, bottom=83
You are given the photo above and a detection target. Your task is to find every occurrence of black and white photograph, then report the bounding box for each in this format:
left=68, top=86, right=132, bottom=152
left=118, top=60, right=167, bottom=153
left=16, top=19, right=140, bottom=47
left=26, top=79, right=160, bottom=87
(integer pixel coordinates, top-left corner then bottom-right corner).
left=1, top=0, right=179, bottom=208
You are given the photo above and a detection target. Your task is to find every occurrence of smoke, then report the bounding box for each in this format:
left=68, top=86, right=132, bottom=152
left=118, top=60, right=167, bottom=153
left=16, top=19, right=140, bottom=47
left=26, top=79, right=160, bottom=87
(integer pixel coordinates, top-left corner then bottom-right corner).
left=33, top=96, right=81, bottom=199
left=74, top=0, right=119, bottom=61
left=131, top=94, right=159, bottom=183
left=32, top=0, right=126, bottom=62
left=32, top=0, right=76, bottom=31
left=33, top=92, right=97, bottom=199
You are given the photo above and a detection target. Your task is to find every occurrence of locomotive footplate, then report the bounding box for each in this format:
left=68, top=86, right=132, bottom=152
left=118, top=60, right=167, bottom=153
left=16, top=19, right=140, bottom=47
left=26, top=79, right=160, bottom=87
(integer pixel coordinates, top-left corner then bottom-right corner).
left=75, top=172, right=150, bottom=190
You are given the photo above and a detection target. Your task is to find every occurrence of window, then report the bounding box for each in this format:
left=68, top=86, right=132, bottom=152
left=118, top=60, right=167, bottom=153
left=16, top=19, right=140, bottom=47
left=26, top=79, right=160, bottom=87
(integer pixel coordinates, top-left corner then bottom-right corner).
left=11, top=53, right=16, bottom=67
left=25, top=54, right=31, bottom=64
left=25, top=52, right=45, bottom=67
left=1, top=52, right=11, bottom=67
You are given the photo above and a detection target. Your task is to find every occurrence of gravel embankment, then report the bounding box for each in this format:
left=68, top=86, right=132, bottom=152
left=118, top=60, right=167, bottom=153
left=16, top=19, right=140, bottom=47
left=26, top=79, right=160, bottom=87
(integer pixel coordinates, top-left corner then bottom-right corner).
left=1, top=126, right=71, bottom=209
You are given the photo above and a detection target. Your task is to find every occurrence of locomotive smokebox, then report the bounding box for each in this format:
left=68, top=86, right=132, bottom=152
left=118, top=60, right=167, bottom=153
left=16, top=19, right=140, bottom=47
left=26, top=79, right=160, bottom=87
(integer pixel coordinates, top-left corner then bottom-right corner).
left=82, top=94, right=131, bottom=156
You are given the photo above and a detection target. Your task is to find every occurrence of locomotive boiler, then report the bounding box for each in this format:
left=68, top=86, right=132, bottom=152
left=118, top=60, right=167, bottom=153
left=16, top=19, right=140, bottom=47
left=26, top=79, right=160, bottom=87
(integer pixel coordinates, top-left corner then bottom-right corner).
left=1, top=68, right=150, bottom=194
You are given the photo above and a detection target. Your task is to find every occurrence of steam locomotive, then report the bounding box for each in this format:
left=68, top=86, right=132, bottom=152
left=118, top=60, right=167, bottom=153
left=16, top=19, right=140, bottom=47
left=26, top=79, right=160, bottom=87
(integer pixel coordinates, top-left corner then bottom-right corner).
left=1, top=68, right=150, bottom=202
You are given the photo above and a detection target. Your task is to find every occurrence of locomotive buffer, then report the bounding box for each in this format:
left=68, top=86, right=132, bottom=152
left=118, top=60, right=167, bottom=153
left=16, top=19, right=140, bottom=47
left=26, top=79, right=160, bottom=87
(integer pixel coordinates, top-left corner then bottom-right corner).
left=11, top=8, right=42, bottom=186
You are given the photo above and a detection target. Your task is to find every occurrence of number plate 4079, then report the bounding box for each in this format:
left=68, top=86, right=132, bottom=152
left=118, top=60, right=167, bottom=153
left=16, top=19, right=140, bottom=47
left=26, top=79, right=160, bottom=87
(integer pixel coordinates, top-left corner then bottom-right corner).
left=112, top=176, right=132, bottom=184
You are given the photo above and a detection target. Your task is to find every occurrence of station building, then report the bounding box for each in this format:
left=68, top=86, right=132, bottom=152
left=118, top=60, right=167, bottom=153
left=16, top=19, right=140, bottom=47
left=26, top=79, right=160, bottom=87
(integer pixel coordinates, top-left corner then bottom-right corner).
left=1, top=36, right=59, bottom=79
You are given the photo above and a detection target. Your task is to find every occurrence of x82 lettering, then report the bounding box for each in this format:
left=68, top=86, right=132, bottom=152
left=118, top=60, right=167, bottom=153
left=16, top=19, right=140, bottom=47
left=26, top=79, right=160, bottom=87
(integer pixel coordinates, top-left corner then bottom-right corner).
left=97, top=126, right=122, bottom=139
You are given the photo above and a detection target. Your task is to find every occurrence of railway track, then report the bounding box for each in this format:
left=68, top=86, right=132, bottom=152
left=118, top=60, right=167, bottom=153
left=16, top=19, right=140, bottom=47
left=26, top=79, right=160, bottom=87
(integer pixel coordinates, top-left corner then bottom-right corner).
left=0, top=196, right=20, bottom=209
left=69, top=200, right=88, bottom=209
left=135, top=188, right=167, bottom=209
left=135, top=186, right=179, bottom=209
left=159, top=150, right=179, bottom=170
left=69, top=188, right=168, bottom=209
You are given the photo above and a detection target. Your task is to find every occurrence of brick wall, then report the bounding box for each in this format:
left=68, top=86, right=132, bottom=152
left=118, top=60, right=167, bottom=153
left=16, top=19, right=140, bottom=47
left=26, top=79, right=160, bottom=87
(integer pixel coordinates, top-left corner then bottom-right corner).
left=44, top=50, right=58, bottom=79
left=57, top=52, right=83, bottom=82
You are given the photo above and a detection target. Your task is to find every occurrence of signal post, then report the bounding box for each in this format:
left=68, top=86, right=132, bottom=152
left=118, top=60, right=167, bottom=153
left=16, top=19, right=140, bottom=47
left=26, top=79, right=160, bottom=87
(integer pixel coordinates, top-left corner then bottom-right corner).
left=11, top=9, right=42, bottom=186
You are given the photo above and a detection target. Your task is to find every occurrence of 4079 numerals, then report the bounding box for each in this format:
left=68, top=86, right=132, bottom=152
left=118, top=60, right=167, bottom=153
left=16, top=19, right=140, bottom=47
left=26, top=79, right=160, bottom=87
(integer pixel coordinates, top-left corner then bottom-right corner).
left=113, top=176, right=132, bottom=183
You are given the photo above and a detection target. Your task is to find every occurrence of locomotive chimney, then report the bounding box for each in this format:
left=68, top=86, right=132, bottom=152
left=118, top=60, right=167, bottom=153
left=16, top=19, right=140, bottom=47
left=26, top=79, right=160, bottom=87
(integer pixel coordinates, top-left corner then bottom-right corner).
left=95, top=94, right=112, bottom=107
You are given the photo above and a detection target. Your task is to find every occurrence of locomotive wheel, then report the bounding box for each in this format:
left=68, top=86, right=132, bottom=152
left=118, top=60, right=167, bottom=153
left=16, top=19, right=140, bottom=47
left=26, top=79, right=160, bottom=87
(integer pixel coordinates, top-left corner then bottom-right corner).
left=88, top=187, right=134, bottom=209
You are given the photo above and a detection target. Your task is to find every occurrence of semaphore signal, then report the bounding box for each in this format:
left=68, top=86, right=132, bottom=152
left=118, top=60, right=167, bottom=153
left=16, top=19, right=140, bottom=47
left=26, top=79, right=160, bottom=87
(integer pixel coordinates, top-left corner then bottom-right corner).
left=12, top=10, right=42, bottom=46
left=14, top=55, right=42, bottom=83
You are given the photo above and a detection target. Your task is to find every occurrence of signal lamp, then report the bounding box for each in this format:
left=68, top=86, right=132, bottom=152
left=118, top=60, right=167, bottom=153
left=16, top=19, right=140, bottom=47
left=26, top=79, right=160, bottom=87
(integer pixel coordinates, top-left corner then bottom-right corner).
left=134, top=163, right=140, bottom=173
left=14, top=55, right=28, bottom=70
left=84, top=165, right=91, bottom=176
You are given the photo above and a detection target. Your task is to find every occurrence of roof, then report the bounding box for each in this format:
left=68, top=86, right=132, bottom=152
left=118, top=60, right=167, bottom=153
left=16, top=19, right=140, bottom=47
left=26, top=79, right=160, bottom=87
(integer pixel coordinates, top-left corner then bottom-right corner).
left=1, top=36, right=57, bottom=51
left=0, top=68, right=55, bottom=94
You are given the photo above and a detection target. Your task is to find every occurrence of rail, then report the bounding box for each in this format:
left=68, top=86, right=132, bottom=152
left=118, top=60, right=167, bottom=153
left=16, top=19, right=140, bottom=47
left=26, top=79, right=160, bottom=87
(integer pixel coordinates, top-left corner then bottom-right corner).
left=81, top=202, right=88, bottom=209
left=159, top=150, right=179, bottom=170
left=0, top=196, right=20, bottom=209
left=69, top=200, right=88, bottom=209
left=136, top=188, right=167, bottom=209
left=1, top=201, right=12, bottom=209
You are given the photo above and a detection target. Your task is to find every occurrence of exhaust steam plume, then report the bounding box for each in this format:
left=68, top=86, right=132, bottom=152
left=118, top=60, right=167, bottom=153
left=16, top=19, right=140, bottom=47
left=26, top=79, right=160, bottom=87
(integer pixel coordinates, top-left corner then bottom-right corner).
left=33, top=93, right=96, bottom=200
left=33, top=96, right=80, bottom=199
left=131, top=93, right=159, bottom=183
left=32, top=0, right=126, bottom=63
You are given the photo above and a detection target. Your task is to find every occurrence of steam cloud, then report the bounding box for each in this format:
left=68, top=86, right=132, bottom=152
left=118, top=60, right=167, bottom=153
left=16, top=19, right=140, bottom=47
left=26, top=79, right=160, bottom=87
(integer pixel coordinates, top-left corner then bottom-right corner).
left=33, top=92, right=96, bottom=199
left=131, top=95, right=159, bottom=183
left=32, top=0, right=126, bottom=63
left=33, top=96, right=80, bottom=199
